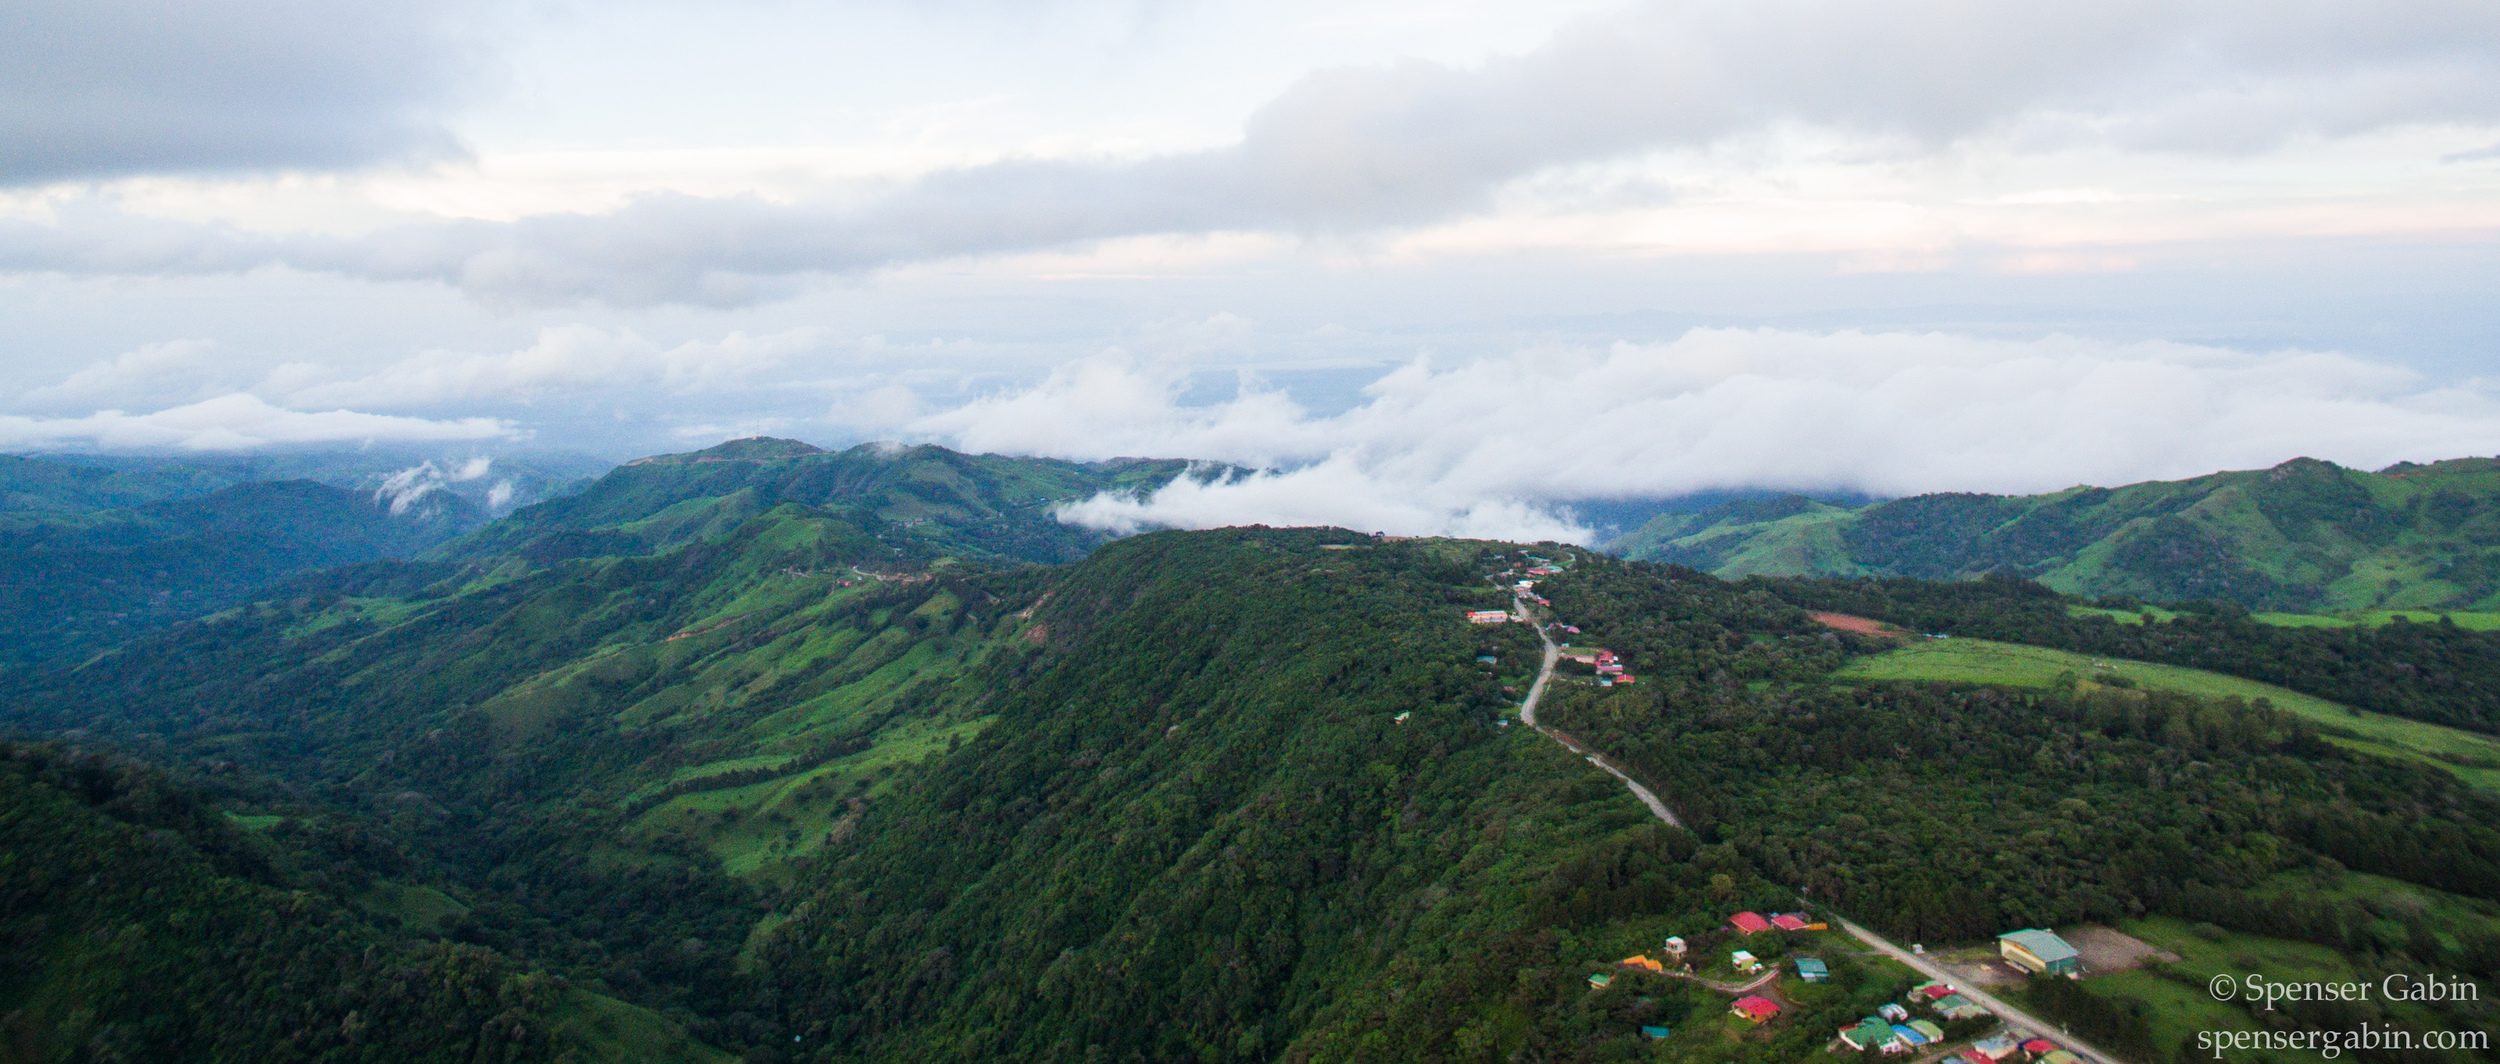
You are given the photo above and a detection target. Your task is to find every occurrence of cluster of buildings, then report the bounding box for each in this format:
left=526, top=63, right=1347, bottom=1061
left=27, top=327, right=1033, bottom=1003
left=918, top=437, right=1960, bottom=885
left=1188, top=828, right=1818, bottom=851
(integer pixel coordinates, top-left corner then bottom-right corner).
left=1563, top=646, right=1637, bottom=686
left=1838, top=986, right=1983, bottom=1053
left=1729, top=910, right=1824, bottom=934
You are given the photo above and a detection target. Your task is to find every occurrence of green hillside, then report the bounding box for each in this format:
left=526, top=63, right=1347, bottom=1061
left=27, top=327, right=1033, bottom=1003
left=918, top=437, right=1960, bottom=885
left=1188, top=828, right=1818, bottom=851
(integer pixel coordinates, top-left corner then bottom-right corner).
left=441, top=437, right=1202, bottom=566
left=6, top=442, right=2499, bottom=1061
left=1618, top=455, right=2500, bottom=611
left=0, top=741, right=729, bottom=1064
left=0, top=479, right=482, bottom=666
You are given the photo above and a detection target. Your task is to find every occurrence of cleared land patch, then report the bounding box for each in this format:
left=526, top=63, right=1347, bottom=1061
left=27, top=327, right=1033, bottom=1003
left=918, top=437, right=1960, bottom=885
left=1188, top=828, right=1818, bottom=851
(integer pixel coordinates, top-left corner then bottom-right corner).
left=1808, top=611, right=1905, bottom=639
left=1835, top=637, right=2500, bottom=795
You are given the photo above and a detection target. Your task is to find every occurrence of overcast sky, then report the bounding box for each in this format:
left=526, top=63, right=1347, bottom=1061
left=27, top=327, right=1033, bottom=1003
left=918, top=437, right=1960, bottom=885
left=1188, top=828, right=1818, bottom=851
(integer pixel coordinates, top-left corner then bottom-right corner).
left=3, top=0, right=2496, bottom=536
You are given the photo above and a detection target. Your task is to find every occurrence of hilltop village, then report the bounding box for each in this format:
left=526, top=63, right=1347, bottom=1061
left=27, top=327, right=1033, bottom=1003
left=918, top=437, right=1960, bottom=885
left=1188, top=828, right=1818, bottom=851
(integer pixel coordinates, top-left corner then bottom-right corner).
left=1468, top=547, right=2116, bottom=1059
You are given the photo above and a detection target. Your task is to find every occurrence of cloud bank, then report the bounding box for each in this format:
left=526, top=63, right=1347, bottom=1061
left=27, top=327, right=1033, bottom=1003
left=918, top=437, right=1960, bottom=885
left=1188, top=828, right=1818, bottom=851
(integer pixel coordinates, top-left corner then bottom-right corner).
left=0, top=0, right=478, bottom=184
left=901, top=329, right=2500, bottom=540
left=5, top=0, right=2494, bottom=305
left=0, top=394, right=516, bottom=452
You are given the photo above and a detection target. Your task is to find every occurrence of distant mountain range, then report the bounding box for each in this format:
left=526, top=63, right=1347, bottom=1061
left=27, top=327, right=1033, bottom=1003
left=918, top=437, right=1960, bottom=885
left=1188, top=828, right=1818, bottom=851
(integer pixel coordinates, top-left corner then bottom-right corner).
left=1612, top=455, right=2500, bottom=613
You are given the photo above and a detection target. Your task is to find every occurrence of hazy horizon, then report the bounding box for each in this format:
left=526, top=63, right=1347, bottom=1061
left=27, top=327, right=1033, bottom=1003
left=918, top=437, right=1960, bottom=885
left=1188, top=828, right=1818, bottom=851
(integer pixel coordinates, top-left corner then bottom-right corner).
left=7, top=0, right=2497, bottom=537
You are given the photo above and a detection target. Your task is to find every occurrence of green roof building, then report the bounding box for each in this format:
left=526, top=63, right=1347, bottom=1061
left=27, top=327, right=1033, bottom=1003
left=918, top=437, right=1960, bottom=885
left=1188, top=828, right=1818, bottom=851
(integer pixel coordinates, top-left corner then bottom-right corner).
left=1997, top=928, right=2082, bottom=976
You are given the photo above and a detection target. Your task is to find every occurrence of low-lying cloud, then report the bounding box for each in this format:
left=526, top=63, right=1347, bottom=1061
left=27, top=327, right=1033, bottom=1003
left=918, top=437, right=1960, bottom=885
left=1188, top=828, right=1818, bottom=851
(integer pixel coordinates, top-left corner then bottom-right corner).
left=0, top=393, right=516, bottom=452
left=4, top=0, right=2493, bottom=305
left=903, top=328, right=2500, bottom=541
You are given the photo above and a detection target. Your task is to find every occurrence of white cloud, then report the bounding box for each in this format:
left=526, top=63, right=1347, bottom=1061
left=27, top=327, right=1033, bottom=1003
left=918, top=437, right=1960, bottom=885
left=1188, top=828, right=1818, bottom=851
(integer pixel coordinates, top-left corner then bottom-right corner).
left=2, top=0, right=2493, bottom=306
left=0, top=393, right=516, bottom=451
left=272, top=324, right=824, bottom=408
left=372, top=455, right=495, bottom=514
left=897, top=328, right=2500, bottom=540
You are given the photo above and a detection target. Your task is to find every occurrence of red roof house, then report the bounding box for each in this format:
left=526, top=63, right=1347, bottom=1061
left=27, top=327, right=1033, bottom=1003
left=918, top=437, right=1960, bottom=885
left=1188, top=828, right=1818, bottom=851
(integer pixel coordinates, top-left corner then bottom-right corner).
left=2024, top=1040, right=2059, bottom=1056
left=1729, top=912, right=1772, bottom=934
left=1729, top=995, right=1781, bottom=1023
left=1770, top=913, right=1810, bottom=931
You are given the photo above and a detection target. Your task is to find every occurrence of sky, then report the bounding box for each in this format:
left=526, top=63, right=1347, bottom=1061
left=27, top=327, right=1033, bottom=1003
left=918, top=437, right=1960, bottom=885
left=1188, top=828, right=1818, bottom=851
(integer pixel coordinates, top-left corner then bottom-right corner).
left=3, top=0, right=2497, bottom=537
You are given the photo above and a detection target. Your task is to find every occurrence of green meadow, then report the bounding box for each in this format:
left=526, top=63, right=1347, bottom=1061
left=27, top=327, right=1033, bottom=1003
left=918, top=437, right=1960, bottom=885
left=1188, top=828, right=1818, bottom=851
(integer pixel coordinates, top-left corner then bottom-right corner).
left=1835, top=637, right=2500, bottom=794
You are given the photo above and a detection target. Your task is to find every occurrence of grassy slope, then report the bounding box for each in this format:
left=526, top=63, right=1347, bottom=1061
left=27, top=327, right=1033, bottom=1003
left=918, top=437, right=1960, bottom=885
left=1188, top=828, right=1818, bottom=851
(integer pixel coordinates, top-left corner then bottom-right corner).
left=1836, top=637, right=2500, bottom=794
left=1618, top=456, right=2500, bottom=612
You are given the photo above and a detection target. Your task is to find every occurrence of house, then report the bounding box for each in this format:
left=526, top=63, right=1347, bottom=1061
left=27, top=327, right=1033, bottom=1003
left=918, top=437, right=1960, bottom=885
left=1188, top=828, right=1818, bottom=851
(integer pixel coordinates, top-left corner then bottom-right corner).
left=2022, top=1039, right=2059, bottom=1057
left=1476, top=654, right=1498, bottom=663
left=1907, top=1020, right=1945, bottom=1043
left=1998, top=929, right=2083, bottom=976
left=1639, top=1025, right=1672, bottom=1039
left=1877, top=1003, right=1908, bottom=1022
left=1729, top=911, right=1772, bottom=934
left=1596, top=676, right=1613, bottom=687
left=1972, top=1035, right=2020, bottom=1060
left=1618, top=954, right=1663, bottom=973
left=1615, top=674, right=1636, bottom=684
left=1729, top=950, right=1760, bottom=972
left=1587, top=972, right=1614, bottom=989
left=1840, top=1018, right=1898, bottom=1052
left=1662, top=936, right=1687, bottom=957
left=1770, top=913, right=1811, bottom=932
left=1794, top=956, right=1828, bottom=982
left=1729, top=995, right=1780, bottom=1023
left=1466, top=610, right=1511, bottom=624
left=1392, top=711, right=1411, bottom=723
left=1932, top=994, right=1987, bottom=1020
left=1892, top=1024, right=1929, bottom=1047
left=1910, top=981, right=1954, bottom=1001
left=1958, top=1053, right=1995, bottom=1064
left=2041, top=1053, right=2083, bottom=1064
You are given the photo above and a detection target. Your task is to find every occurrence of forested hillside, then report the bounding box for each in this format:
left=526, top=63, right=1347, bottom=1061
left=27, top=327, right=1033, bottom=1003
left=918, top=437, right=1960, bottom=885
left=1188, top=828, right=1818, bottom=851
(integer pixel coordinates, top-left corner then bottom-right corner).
left=0, top=449, right=613, bottom=667
left=7, top=440, right=2499, bottom=1062
left=1616, top=455, right=2500, bottom=612
left=9, top=502, right=1885, bottom=1062
left=0, top=479, right=481, bottom=666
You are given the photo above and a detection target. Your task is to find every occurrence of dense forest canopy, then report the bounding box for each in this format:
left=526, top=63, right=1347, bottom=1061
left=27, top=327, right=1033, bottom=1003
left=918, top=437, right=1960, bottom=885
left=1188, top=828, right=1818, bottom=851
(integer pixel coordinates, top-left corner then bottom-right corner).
left=3, top=441, right=2498, bottom=1062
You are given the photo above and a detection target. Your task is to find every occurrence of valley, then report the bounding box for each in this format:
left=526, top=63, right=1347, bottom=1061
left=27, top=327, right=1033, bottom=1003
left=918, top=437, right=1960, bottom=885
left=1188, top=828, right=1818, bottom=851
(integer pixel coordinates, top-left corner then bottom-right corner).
left=0, top=440, right=2495, bottom=1063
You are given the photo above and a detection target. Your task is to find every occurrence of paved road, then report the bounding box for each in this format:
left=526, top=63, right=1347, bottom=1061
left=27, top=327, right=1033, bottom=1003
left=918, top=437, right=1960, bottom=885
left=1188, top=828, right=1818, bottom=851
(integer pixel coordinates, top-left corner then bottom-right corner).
left=1509, top=588, right=2125, bottom=1064
left=1512, top=593, right=1679, bottom=828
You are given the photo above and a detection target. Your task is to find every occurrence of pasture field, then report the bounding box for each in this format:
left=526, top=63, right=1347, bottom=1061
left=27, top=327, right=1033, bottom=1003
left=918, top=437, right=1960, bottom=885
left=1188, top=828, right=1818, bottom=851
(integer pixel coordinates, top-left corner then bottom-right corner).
left=1834, top=637, right=2500, bottom=794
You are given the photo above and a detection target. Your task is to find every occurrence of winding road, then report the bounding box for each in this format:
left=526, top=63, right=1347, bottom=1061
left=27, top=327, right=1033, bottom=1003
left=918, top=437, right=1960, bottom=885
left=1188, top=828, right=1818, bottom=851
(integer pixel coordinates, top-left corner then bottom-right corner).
left=1506, top=589, right=2125, bottom=1064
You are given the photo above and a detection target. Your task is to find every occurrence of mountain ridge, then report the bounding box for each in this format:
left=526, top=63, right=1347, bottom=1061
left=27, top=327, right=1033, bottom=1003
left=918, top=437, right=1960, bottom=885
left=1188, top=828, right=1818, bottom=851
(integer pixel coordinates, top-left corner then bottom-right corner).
left=1613, top=455, right=2500, bottom=611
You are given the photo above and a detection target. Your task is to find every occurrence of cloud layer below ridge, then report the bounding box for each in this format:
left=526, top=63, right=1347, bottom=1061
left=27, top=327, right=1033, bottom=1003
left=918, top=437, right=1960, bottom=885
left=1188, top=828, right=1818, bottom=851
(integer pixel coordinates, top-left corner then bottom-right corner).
left=898, top=329, right=2500, bottom=541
